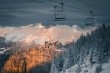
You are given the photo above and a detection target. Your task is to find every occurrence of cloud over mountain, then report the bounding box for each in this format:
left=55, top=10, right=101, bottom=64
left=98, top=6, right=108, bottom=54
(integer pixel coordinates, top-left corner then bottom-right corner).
left=0, top=23, right=97, bottom=44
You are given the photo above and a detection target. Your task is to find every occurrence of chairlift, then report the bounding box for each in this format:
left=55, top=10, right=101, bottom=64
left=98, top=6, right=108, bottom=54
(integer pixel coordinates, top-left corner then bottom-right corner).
left=54, top=2, right=66, bottom=21
left=85, top=18, right=95, bottom=26
left=85, top=11, right=95, bottom=26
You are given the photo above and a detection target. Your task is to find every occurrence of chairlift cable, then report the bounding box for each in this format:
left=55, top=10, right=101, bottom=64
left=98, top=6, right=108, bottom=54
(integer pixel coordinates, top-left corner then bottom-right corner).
left=49, top=0, right=106, bottom=16
left=79, top=0, right=110, bottom=11
left=30, top=0, right=105, bottom=22
left=31, top=0, right=91, bottom=16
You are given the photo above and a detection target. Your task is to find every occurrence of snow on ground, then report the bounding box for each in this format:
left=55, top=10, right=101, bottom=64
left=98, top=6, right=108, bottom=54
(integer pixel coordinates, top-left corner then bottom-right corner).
left=60, top=61, right=110, bottom=73
left=60, top=62, right=110, bottom=73
left=61, top=64, right=97, bottom=73
left=100, top=61, right=110, bottom=73
left=0, top=48, right=10, bottom=54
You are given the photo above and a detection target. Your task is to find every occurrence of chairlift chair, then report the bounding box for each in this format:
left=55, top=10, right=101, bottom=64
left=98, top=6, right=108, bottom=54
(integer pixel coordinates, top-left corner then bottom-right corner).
left=85, top=11, right=95, bottom=26
left=85, top=18, right=95, bottom=26
left=54, top=2, right=66, bottom=21
left=54, top=10, right=66, bottom=21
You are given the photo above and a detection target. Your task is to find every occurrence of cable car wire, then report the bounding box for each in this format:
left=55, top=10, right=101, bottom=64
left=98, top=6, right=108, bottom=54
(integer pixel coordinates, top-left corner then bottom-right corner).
left=31, top=0, right=90, bottom=16
left=79, top=0, right=110, bottom=11
left=49, top=0, right=105, bottom=16
left=31, top=0, right=106, bottom=19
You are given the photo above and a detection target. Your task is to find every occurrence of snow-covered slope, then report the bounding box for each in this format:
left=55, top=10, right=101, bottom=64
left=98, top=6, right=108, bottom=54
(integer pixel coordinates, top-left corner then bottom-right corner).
left=100, top=62, right=110, bottom=73
left=50, top=24, right=110, bottom=73
left=62, top=61, right=110, bottom=73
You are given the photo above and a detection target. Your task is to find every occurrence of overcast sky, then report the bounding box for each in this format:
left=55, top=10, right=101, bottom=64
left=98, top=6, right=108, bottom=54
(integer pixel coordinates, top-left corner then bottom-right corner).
left=0, top=0, right=110, bottom=26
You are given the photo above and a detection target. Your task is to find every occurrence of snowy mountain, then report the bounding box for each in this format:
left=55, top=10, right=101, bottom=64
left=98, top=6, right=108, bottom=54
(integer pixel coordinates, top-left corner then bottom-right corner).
left=0, top=41, right=63, bottom=73
left=0, top=24, right=110, bottom=73
left=50, top=24, right=110, bottom=73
